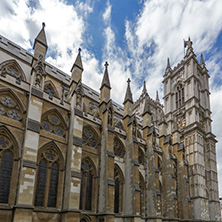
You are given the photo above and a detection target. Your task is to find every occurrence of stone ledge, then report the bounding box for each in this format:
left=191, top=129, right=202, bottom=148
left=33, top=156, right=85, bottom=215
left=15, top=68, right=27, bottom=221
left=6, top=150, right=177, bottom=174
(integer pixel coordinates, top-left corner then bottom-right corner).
left=74, top=108, right=83, bottom=117
left=31, top=87, right=43, bottom=99
left=71, top=170, right=81, bottom=179
left=73, top=136, right=82, bottom=147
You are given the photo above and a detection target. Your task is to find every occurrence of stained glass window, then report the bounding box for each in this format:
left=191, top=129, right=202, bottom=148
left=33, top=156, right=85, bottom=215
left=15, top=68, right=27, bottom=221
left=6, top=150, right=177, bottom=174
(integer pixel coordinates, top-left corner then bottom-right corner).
left=114, top=138, right=124, bottom=158
left=0, top=95, right=22, bottom=121
left=0, top=151, right=13, bottom=203
left=0, top=136, right=11, bottom=150
left=80, top=159, right=94, bottom=211
left=82, top=128, right=96, bottom=147
left=35, top=146, right=61, bottom=208
left=41, top=113, right=65, bottom=137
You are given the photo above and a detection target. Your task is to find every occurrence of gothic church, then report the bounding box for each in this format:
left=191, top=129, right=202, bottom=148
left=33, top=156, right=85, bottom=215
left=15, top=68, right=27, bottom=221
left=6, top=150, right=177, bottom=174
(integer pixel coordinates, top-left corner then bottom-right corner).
left=0, top=24, right=221, bottom=222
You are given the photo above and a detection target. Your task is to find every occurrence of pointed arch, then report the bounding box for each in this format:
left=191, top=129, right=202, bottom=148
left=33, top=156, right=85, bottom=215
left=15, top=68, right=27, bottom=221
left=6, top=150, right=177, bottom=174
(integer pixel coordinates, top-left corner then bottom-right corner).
left=113, top=136, right=125, bottom=158
left=0, top=125, right=20, bottom=204
left=114, top=164, right=124, bottom=214
left=0, top=59, right=26, bottom=81
left=138, top=147, right=145, bottom=165
left=82, top=125, right=99, bottom=148
left=80, top=156, right=97, bottom=211
left=44, top=80, right=60, bottom=99
left=0, top=88, right=26, bottom=122
left=41, top=109, right=67, bottom=137
left=34, top=141, right=64, bottom=208
left=115, top=120, right=123, bottom=130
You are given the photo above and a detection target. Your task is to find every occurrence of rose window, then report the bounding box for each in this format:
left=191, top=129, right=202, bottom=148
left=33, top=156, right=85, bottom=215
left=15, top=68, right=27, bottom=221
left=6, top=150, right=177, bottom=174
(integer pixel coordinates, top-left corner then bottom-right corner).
left=0, top=94, right=22, bottom=121
left=114, top=138, right=124, bottom=158
left=41, top=114, right=65, bottom=137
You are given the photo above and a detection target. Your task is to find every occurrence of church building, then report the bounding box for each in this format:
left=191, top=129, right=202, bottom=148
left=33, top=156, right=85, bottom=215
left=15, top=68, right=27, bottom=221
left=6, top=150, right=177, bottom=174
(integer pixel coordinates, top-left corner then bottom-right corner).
left=0, top=24, right=221, bottom=222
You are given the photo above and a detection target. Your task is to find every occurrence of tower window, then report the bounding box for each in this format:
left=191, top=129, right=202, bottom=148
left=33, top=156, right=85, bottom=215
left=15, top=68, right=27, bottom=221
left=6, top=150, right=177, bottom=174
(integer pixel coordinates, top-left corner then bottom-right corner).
left=176, top=84, right=184, bottom=109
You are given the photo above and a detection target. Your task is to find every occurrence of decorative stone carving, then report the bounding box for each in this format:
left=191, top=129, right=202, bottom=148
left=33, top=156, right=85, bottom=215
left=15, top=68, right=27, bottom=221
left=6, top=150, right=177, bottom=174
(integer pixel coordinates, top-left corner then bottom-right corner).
left=75, top=80, right=84, bottom=109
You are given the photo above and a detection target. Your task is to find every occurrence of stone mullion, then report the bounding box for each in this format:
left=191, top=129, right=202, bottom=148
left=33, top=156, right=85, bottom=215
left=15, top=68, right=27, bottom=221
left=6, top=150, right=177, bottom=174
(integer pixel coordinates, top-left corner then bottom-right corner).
left=44, top=166, right=51, bottom=208
left=82, top=173, right=87, bottom=210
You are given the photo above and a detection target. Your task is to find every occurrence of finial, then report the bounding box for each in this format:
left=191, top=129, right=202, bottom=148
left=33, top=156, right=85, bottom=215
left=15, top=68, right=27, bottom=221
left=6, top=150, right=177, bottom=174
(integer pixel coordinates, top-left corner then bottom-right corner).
left=127, top=78, right=131, bottom=85
left=167, top=58, right=170, bottom=68
left=142, top=80, right=147, bottom=95
left=42, top=22, right=45, bottom=28
left=188, top=36, right=190, bottom=41
left=105, top=61, right=109, bottom=68
left=78, top=48, right=81, bottom=53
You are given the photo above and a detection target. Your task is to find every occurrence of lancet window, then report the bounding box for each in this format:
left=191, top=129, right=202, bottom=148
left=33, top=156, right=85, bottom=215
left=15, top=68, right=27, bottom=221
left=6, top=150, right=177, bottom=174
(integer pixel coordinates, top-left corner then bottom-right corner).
left=138, top=148, right=144, bottom=165
left=34, top=143, right=63, bottom=208
left=114, top=165, right=124, bottom=214
left=0, top=127, right=19, bottom=204
left=80, top=158, right=95, bottom=211
left=175, top=83, right=184, bottom=109
left=82, top=127, right=97, bottom=147
left=41, top=111, right=66, bottom=137
left=114, top=137, right=125, bottom=158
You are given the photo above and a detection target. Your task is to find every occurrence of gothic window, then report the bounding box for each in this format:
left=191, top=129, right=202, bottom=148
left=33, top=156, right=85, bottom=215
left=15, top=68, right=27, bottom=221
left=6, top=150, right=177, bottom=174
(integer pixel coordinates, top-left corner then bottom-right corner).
left=116, top=121, right=123, bottom=130
left=34, top=143, right=63, bottom=208
left=139, top=173, right=145, bottom=216
left=41, top=110, right=66, bottom=137
left=175, top=84, right=184, bottom=109
left=44, top=80, right=59, bottom=99
left=0, top=94, right=23, bottom=121
left=114, top=137, right=125, bottom=158
left=0, top=60, right=25, bottom=82
left=138, top=148, right=144, bottom=165
left=0, top=127, right=19, bottom=205
left=114, top=165, right=124, bottom=214
left=82, top=127, right=97, bottom=148
left=80, top=158, right=95, bottom=211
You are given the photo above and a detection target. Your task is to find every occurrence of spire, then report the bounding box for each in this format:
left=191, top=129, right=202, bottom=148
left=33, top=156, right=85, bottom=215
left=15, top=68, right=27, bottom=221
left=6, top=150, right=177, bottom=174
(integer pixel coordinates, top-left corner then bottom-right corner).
left=143, top=98, right=152, bottom=116
left=123, top=78, right=133, bottom=104
left=156, top=90, right=160, bottom=102
left=100, top=61, right=111, bottom=89
left=34, top=22, right=48, bottom=49
left=167, top=58, right=171, bottom=69
left=71, top=48, right=83, bottom=72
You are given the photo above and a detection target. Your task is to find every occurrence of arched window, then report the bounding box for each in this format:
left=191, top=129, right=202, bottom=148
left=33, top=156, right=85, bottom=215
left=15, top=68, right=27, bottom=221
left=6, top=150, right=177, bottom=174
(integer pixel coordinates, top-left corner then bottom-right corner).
left=114, top=165, right=124, bottom=214
left=138, top=148, right=144, bottom=165
left=115, top=121, right=123, bottom=130
left=80, top=158, right=96, bottom=211
left=0, top=89, right=25, bottom=122
left=114, top=137, right=125, bottom=158
left=0, top=126, right=19, bottom=204
left=44, top=80, right=59, bottom=99
left=34, top=142, right=63, bottom=208
left=41, top=110, right=66, bottom=137
left=139, top=173, right=145, bottom=216
left=0, top=60, right=26, bottom=82
left=175, top=83, right=184, bottom=109
left=82, top=126, right=98, bottom=148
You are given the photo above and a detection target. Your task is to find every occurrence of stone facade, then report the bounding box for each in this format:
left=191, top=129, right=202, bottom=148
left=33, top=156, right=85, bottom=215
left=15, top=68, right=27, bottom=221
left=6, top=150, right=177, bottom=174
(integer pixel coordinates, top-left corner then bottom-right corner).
left=0, top=26, right=220, bottom=222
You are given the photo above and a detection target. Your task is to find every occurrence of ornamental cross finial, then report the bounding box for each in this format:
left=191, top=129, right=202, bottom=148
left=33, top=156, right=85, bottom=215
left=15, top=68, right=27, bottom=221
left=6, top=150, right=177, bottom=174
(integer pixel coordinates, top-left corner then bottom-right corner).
left=78, top=48, right=81, bottom=53
left=127, top=78, right=131, bottom=85
left=105, top=61, right=109, bottom=68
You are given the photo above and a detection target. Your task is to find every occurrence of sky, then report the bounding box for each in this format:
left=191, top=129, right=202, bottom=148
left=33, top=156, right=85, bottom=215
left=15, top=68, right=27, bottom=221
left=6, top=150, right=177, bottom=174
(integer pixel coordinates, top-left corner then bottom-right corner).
left=0, top=0, right=222, bottom=196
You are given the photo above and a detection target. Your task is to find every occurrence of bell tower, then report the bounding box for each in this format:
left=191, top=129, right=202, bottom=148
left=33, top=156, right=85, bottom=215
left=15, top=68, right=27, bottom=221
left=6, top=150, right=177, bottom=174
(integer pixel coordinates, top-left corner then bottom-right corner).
left=163, top=39, right=221, bottom=221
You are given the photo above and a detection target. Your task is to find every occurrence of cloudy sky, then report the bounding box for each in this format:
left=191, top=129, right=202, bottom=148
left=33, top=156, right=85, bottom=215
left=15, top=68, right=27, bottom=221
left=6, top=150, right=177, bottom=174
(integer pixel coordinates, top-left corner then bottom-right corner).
left=1, top=0, right=222, bottom=195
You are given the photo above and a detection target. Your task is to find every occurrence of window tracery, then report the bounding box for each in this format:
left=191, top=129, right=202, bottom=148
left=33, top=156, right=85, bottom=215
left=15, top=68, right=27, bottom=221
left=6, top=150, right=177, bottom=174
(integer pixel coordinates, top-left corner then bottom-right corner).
left=41, top=111, right=66, bottom=137
left=82, top=127, right=97, bottom=147
left=34, top=143, right=62, bottom=208
left=44, top=80, right=59, bottom=100
left=80, top=159, right=95, bottom=211
left=114, top=138, right=124, bottom=158
left=0, top=94, right=22, bottom=121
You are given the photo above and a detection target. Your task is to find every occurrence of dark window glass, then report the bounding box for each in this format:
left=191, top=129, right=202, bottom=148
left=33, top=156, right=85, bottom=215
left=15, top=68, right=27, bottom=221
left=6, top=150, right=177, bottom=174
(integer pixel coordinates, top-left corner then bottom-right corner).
left=35, top=159, right=47, bottom=206
left=82, top=128, right=96, bottom=147
left=0, top=151, right=13, bottom=203
left=114, top=178, right=120, bottom=213
left=85, top=171, right=92, bottom=210
left=79, top=171, right=84, bottom=209
left=47, top=163, right=59, bottom=207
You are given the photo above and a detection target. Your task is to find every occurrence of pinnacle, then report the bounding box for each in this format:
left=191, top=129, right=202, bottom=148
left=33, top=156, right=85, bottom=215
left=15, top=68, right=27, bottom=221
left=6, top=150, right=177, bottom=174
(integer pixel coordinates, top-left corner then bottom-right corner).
left=34, top=22, right=48, bottom=49
left=156, top=90, right=160, bottom=102
left=100, top=61, right=111, bottom=90
left=141, top=80, right=148, bottom=96
left=201, top=53, right=205, bottom=64
left=71, top=48, right=83, bottom=72
left=123, top=78, right=133, bottom=104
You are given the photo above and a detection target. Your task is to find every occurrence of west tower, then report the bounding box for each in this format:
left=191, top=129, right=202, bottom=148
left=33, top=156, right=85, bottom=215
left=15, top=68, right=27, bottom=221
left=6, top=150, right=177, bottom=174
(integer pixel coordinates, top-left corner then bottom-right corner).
left=163, top=39, right=221, bottom=221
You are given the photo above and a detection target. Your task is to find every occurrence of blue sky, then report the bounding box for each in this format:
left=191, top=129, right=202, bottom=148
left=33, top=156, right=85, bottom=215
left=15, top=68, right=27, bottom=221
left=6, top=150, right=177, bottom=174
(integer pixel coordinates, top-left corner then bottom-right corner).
left=1, top=0, right=222, bottom=196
